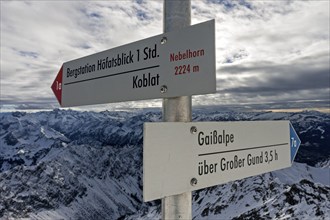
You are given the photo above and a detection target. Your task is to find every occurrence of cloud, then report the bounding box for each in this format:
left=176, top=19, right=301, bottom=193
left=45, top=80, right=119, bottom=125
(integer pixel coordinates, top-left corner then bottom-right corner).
left=1, top=0, right=163, bottom=109
left=210, top=0, right=330, bottom=107
left=219, top=57, right=329, bottom=90
left=0, top=0, right=329, bottom=111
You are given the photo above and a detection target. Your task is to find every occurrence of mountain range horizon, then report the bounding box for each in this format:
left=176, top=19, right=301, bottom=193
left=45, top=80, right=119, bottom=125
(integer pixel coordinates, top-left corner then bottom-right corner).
left=1, top=108, right=329, bottom=219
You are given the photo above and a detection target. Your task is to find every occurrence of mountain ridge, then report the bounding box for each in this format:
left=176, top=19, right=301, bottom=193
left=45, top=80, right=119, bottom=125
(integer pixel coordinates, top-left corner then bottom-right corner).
left=0, top=109, right=329, bottom=219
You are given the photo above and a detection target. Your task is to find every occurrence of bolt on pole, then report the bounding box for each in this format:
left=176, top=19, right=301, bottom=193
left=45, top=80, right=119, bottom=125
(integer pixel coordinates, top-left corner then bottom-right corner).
left=162, top=0, right=192, bottom=219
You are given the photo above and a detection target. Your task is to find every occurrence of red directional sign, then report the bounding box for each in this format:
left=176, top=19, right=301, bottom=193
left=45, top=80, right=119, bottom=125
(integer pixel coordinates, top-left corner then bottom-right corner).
left=51, top=66, right=63, bottom=105
left=50, top=20, right=215, bottom=107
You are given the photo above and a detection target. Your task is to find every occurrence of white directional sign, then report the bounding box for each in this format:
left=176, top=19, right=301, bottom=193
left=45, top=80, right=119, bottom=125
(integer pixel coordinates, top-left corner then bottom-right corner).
left=51, top=20, right=216, bottom=107
left=143, top=121, right=301, bottom=202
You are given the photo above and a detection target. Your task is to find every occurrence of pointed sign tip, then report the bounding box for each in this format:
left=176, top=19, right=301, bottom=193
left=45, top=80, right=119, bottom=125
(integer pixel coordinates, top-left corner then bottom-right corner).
left=290, top=123, right=301, bottom=163
left=51, top=66, right=63, bottom=106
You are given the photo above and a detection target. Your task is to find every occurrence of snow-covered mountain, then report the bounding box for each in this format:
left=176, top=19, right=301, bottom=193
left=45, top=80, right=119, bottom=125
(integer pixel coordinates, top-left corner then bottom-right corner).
left=0, top=109, right=329, bottom=219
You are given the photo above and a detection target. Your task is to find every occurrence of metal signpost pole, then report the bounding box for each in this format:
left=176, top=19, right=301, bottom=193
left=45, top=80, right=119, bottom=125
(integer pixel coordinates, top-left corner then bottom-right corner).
left=162, top=0, right=192, bottom=219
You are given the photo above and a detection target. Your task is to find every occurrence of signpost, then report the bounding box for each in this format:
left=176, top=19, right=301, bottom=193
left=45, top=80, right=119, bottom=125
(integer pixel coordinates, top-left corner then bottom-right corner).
left=51, top=20, right=215, bottom=107
left=162, top=0, right=192, bottom=219
left=143, top=121, right=301, bottom=202
left=51, top=0, right=302, bottom=218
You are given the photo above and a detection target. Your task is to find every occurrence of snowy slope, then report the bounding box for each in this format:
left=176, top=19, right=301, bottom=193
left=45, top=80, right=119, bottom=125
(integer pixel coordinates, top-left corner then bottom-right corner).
left=0, top=109, right=329, bottom=219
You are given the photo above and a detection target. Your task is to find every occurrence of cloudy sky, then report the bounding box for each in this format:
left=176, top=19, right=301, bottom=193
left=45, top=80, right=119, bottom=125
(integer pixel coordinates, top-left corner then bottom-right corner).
left=1, top=0, right=329, bottom=111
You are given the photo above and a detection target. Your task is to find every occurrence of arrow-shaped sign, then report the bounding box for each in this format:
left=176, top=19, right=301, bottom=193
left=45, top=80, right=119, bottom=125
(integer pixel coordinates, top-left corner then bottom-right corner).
left=290, top=123, right=301, bottom=163
left=143, top=121, right=302, bottom=202
left=50, top=20, right=215, bottom=107
left=51, top=66, right=63, bottom=105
